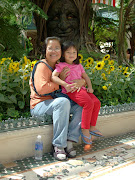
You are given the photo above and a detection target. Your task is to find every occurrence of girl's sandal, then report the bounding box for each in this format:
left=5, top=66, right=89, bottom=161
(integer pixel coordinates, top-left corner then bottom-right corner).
left=80, top=129, right=92, bottom=151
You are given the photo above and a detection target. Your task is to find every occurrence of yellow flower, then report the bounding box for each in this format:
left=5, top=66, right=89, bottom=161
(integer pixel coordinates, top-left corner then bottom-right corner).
left=125, top=67, right=128, bottom=71
left=103, top=77, right=107, bottom=81
left=31, top=60, right=38, bottom=71
left=95, top=61, right=105, bottom=70
left=102, top=54, right=110, bottom=61
left=78, top=53, right=83, bottom=63
left=108, top=60, right=114, bottom=65
left=102, top=86, right=107, bottom=90
left=110, top=65, right=115, bottom=71
left=101, top=73, right=105, bottom=77
left=8, top=63, right=13, bottom=73
left=119, top=65, right=122, bottom=69
left=23, top=56, right=31, bottom=65
left=107, top=70, right=111, bottom=74
left=12, top=62, right=20, bottom=72
left=101, top=73, right=107, bottom=80
left=86, top=57, right=94, bottom=65
left=123, top=71, right=130, bottom=77
left=0, top=58, right=6, bottom=64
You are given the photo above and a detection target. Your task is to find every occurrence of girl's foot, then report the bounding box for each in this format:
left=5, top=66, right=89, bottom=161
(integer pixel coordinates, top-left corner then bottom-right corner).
left=80, top=129, right=92, bottom=151
left=89, top=126, right=103, bottom=137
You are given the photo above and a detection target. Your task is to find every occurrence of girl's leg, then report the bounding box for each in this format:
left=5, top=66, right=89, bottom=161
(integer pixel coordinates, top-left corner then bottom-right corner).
left=88, top=93, right=101, bottom=127
left=31, top=97, right=70, bottom=148
left=67, top=89, right=94, bottom=129
left=87, top=93, right=102, bottom=137
left=67, top=89, right=94, bottom=148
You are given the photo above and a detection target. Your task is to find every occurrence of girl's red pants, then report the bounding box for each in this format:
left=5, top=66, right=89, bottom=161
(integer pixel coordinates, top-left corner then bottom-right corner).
left=67, top=89, right=101, bottom=129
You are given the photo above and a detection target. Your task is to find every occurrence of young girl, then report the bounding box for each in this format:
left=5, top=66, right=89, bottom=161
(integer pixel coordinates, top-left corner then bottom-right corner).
left=52, top=41, right=103, bottom=150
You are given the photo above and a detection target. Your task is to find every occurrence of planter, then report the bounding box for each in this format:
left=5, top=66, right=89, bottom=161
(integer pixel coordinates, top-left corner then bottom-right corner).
left=0, top=103, right=135, bottom=163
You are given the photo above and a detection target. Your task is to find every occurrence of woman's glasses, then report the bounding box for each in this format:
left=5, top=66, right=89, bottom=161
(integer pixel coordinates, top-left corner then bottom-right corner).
left=47, top=47, right=61, bottom=52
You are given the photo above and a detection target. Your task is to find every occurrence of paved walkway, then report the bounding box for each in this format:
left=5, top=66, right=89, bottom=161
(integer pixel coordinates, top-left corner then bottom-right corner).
left=0, top=131, right=135, bottom=180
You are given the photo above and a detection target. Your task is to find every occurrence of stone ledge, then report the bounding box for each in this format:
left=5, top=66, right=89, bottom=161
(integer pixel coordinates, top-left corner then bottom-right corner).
left=0, top=111, right=135, bottom=163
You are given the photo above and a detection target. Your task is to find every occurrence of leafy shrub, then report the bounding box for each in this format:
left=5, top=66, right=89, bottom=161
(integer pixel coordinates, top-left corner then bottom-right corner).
left=0, top=56, right=37, bottom=120
left=79, top=53, right=135, bottom=106
left=0, top=54, right=135, bottom=120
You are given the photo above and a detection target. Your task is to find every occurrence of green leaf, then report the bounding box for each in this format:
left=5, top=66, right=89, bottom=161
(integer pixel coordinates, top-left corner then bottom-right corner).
left=116, top=90, right=121, bottom=95
left=6, top=87, right=14, bottom=92
left=20, top=89, right=27, bottom=95
left=0, top=93, right=5, bottom=102
left=7, top=108, right=19, bottom=118
left=18, top=101, right=25, bottom=109
left=4, top=96, right=13, bottom=104
left=14, top=77, right=21, bottom=82
left=9, top=82, right=19, bottom=88
left=8, top=94, right=17, bottom=104
left=2, top=86, right=7, bottom=90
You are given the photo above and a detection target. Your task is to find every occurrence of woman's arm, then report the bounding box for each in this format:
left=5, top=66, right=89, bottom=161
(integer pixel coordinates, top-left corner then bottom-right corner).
left=34, top=62, right=59, bottom=95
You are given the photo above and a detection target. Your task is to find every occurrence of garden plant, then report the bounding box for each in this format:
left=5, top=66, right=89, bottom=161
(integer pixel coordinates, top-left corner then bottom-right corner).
left=0, top=54, right=135, bottom=120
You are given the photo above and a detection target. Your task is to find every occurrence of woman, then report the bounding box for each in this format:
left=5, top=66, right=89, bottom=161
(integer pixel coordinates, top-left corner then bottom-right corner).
left=29, top=36, right=85, bottom=161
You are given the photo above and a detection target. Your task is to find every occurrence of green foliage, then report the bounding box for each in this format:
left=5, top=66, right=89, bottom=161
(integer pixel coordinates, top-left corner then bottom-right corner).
left=79, top=47, right=104, bottom=61
left=0, top=56, right=34, bottom=120
left=89, top=4, right=119, bottom=49
left=80, top=53, right=135, bottom=106
left=0, top=0, right=47, bottom=59
left=1, top=54, right=135, bottom=120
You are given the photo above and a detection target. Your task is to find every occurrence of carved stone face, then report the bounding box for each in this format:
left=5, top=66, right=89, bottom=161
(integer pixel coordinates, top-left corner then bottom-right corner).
left=47, top=0, right=80, bottom=44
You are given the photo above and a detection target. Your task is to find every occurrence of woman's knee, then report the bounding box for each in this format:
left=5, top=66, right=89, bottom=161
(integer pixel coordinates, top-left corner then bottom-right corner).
left=54, top=97, right=70, bottom=111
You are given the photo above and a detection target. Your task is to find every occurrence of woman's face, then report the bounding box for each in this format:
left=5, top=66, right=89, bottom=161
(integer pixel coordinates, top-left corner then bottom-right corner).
left=46, top=40, right=61, bottom=64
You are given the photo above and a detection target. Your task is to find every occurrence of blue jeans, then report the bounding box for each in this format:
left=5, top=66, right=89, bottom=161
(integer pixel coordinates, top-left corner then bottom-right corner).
left=30, top=96, right=82, bottom=148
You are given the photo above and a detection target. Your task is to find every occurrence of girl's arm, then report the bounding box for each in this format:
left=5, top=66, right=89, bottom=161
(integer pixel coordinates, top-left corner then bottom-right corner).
left=52, top=70, right=76, bottom=93
left=82, top=72, right=94, bottom=93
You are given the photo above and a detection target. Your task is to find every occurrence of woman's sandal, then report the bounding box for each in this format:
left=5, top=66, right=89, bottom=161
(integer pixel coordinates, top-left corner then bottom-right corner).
left=52, top=145, right=67, bottom=161
left=65, top=147, right=76, bottom=158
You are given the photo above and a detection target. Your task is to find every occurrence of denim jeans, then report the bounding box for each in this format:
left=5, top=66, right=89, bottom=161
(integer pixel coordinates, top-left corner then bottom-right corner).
left=30, top=96, right=82, bottom=148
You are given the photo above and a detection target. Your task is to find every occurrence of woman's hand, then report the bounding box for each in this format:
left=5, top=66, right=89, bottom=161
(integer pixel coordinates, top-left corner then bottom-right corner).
left=59, top=67, right=70, bottom=81
left=69, top=79, right=86, bottom=92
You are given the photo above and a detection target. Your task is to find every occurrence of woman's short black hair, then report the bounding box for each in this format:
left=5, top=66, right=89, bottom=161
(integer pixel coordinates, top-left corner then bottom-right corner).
left=42, top=36, right=61, bottom=57
left=60, top=41, right=80, bottom=64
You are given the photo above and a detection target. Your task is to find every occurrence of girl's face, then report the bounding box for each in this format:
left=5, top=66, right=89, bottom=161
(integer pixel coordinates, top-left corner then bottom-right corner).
left=64, top=46, right=77, bottom=64
left=46, top=40, right=61, bottom=65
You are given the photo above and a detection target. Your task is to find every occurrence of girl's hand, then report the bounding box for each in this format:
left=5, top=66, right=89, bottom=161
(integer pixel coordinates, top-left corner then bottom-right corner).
left=87, top=87, right=94, bottom=93
left=59, top=67, right=70, bottom=81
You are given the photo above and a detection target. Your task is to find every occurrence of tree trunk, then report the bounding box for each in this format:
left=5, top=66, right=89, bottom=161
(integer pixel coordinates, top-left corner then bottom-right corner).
left=30, top=0, right=96, bottom=56
left=118, top=0, right=135, bottom=65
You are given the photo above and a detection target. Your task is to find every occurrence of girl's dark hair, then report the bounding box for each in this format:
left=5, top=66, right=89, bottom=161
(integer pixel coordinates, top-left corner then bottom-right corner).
left=60, top=41, right=80, bottom=64
left=42, top=36, right=61, bottom=57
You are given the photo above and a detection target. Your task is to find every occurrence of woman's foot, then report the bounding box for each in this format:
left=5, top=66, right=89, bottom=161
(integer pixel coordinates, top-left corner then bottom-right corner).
left=80, top=129, right=92, bottom=151
left=52, top=146, right=67, bottom=161
left=65, top=140, right=76, bottom=158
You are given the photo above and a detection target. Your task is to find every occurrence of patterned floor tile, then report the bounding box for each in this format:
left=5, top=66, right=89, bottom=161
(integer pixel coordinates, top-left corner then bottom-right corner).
left=0, top=131, right=135, bottom=180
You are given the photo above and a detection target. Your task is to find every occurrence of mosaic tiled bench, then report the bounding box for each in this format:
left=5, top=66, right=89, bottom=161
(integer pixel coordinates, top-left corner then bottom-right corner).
left=0, top=103, right=135, bottom=163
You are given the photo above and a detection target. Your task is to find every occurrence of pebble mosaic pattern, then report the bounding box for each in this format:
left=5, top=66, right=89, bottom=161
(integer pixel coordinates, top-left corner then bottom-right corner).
left=0, top=131, right=135, bottom=180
